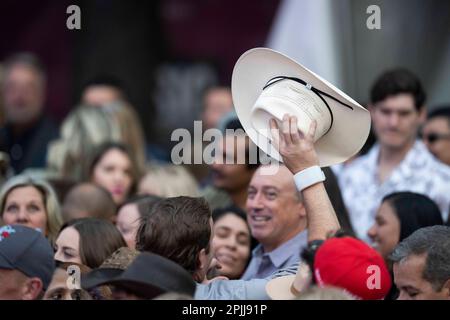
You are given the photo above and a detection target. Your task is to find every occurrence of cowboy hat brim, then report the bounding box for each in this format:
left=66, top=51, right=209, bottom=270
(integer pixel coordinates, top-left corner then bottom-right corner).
left=81, top=268, right=124, bottom=290
left=231, top=48, right=371, bottom=167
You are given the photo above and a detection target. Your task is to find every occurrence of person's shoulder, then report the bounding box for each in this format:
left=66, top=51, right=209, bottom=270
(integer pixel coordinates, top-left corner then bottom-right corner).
left=339, top=152, right=373, bottom=183
left=410, top=151, right=450, bottom=192
left=428, top=157, right=450, bottom=180
left=195, top=278, right=269, bottom=300
left=413, top=142, right=450, bottom=176
left=267, top=262, right=299, bottom=279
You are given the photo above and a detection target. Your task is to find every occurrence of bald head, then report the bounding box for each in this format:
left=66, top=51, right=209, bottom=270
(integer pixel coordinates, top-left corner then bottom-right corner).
left=252, top=164, right=300, bottom=199
left=246, top=164, right=306, bottom=251
left=62, top=183, right=116, bottom=222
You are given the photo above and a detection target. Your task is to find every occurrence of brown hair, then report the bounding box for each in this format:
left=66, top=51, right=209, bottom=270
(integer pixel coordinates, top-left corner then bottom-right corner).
left=58, top=218, right=126, bottom=268
left=136, top=197, right=211, bottom=277
left=103, top=101, right=147, bottom=174
left=87, top=142, right=140, bottom=198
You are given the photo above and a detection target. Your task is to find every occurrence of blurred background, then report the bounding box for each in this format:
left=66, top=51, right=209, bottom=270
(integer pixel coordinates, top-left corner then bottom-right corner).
left=1, top=0, right=449, bottom=154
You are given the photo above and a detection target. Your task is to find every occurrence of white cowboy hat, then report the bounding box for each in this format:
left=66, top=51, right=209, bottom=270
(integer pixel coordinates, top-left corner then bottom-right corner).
left=231, top=48, right=371, bottom=167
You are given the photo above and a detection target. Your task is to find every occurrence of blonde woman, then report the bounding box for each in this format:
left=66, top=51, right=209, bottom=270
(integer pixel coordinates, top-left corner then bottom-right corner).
left=138, top=164, right=200, bottom=198
left=0, top=174, right=63, bottom=245
left=46, top=105, right=122, bottom=181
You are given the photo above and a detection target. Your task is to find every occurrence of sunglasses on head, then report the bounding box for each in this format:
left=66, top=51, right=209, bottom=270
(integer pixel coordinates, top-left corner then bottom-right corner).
left=420, top=132, right=450, bottom=144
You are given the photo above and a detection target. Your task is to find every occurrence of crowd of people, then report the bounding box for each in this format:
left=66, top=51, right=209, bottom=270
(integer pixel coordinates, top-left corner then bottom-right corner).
left=0, top=52, right=449, bottom=300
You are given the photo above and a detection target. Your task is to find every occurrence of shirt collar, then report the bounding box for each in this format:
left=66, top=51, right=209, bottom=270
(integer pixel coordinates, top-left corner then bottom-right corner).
left=366, top=143, right=380, bottom=169
left=252, top=230, right=308, bottom=268
left=368, top=140, right=428, bottom=183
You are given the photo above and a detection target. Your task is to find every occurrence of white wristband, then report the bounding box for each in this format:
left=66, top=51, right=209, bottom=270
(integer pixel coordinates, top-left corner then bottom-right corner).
left=293, top=166, right=326, bottom=191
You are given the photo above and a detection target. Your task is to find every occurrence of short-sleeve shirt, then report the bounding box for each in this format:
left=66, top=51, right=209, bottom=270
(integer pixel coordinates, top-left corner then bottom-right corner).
left=338, top=141, right=450, bottom=241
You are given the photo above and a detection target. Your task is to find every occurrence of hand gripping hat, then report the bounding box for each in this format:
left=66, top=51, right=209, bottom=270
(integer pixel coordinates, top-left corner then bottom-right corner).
left=231, top=48, right=371, bottom=167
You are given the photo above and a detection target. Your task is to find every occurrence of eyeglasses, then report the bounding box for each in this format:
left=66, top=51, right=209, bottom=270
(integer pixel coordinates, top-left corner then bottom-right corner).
left=420, top=132, right=450, bottom=144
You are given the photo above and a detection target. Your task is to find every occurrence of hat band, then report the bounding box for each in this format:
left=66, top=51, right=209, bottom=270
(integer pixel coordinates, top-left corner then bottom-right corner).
left=263, top=76, right=354, bottom=110
left=263, top=76, right=354, bottom=136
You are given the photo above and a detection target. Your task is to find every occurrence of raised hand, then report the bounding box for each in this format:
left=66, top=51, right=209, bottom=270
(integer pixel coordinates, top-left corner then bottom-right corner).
left=270, top=114, right=340, bottom=240
left=269, top=114, right=320, bottom=174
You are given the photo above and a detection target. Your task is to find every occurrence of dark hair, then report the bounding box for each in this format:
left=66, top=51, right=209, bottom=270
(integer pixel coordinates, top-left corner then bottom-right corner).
left=382, top=192, right=444, bottom=242
left=390, top=225, right=450, bottom=291
left=135, top=196, right=211, bottom=280
left=427, top=106, right=450, bottom=127
left=224, top=118, right=244, bottom=132
left=4, top=52, right=46, bottom=83
left=223, top=118, right=261, bottom=170
left=370, top=68, right=426, bottom=111
left=212, top=205, right=246, bottom=222
left=82, top=74, right=126, bottom=97
left=88, top=142, right=140, bottom=197
left=118, top=194, right=163, bottom=246
left=118, top=194, right=163, bottom=219
left=212, top=205, right=257, bottom=251
left=322, top=167, right=355, bottom=236
left=58, top=218, right=126, bottom=268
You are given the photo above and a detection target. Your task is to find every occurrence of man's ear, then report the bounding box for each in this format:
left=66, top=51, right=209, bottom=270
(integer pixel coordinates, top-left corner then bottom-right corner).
left=22, top=277, right=43, bottom=300
left=198, top=248, right=207, bottom=269
left=296, top=200, right=307, bottom=219
left=193, top=248, right=208, bottom=283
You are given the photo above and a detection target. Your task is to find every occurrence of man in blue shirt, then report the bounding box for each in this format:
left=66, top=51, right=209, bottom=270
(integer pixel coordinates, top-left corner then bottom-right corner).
left=196, top=115, right=341, bottom=299
left=136, top=115, right=340, bottom=299
left=241, top=163, right=308, bottom=280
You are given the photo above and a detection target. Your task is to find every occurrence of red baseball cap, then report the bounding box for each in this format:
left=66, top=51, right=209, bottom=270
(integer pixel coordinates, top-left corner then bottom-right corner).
left=313, top=237, right=391, bottom=300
